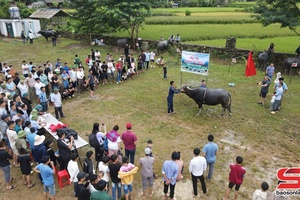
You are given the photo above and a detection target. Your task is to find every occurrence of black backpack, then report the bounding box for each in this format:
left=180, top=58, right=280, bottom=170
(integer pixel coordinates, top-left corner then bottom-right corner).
left=89, top=133, right=100, bottom=148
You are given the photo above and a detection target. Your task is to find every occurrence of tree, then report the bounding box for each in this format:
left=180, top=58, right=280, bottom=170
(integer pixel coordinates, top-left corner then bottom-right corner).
left=70, top=0, right=100, bottom=40
left=252, top=0, right=300, bottom=36
left=99, top=0, right=151, bottom=47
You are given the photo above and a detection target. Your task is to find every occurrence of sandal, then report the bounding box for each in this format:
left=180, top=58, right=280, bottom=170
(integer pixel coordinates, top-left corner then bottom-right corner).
left=6, top=185, right=16, bottom=190
left=28, top=183, right=35, bottom=188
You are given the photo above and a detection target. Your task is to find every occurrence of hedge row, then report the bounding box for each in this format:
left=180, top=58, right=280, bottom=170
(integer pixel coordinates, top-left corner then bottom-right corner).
left=145, top=19, right=257, bottom=25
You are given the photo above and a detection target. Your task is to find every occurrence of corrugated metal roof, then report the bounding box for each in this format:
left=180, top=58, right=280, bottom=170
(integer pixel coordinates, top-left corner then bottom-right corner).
left=29, top=9, right=69, bottom=19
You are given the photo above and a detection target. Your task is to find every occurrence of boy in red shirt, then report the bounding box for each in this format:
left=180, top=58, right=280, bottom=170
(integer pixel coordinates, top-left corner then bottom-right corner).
left=224, top=156, right=246, bottom=200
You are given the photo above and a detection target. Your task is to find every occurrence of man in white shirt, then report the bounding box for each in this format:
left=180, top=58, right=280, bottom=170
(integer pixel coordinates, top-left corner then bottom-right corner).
left=21, top=60, right=29, bottom=78
left=95, top=50, right=101, bottom=62
left=2, top=63, right=10, bottom=75
left=50, top=88, right=65, bottom=119
left=67, top=153, right=80, bottom=197
left=150, top=51, right=155, bottom=68
left=76, top=67, right=84, bottom=93
left=189, top=148, right=207, bottom=197
left=34, top=78, right=45, bottom=97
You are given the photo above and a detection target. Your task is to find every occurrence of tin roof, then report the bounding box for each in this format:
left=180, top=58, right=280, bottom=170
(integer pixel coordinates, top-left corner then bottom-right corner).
left=29, top=9, right=70, bottom=19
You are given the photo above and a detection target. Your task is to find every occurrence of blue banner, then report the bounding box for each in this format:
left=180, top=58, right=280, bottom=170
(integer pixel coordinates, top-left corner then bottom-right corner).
left=181, top=51, right=210, bottom=75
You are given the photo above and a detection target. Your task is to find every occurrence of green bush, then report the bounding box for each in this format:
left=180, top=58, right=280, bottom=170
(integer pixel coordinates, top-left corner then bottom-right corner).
left=185, top=9, right=191, bottom=16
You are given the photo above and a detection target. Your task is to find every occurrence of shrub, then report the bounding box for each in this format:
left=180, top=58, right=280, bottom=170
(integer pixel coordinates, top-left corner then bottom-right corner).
left=185, top=9, right=191, bottom=16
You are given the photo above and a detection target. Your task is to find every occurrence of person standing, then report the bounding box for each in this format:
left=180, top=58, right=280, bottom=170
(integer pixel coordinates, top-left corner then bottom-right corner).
left=224, top=156, right=246, bottom=200
left=167, top=81, right=180, bottom=116
left=108, top=154, right=122, bottom=200
left=274, top=77, right=288, bottom=109
left=150, top=51, right=156, bottom=68
left=162, top=64, right=167, bottom=79
left=57, top=131, right=74, bottom=170
left=257, top=75, right=270, bottom=105
left=266, top=63, right=275, bottom=80
left=76, top=67, right=84, bottom=93
left=270, top=82, right=283, bottom=114
left=67, top=153, right=80, bottom=197
left=0, top=141, right=16, bottom=190
left=139, top=147, right=155, bottom=198
left=202, top=134, right=218, bottom=181
left=51, top=34, right=57, bottom=47
left=145, top=50, right=150, bottom=70
left=162, top=151, right=179, bottom=200
left=77, top=172, right=91, bottom=200
left=28, top=31, right=34, bottom=44
left=87, top=70, right=95, bottom=98
left=50, top=88, right=65, bottom=119
left=21, top=31, right=26, bottom=44
left=21, top=60, right=29, bottom=78
left=189, top=148, right=207, bottom=197
left=38, top=87, right=48, bottom=112
left=124, top=44, right=129, bottom=59
left=34, top=155, right=56, bottom=200
left=121, top=123, right=137, bottom=164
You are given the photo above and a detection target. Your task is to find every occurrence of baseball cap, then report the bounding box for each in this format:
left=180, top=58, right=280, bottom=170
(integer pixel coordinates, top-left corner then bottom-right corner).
left=126, top=122, right=132, bottom=129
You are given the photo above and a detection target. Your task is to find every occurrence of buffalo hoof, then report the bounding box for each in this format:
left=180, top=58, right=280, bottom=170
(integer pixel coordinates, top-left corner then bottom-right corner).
left=229, top=113, right=232, bottom=116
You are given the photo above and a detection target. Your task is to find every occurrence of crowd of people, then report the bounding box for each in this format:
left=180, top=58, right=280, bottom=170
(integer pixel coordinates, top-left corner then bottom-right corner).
left=0, top=43, right=293, bottom=200
left=257, top=63, right=288, bottom=114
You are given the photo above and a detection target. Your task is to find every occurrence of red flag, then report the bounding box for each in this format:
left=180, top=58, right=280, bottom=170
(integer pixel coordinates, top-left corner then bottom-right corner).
left=245, top=51, right=256, bottom=77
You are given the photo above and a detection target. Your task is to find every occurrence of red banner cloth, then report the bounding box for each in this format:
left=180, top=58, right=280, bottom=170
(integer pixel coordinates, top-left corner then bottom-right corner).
left=245, top=51, right=257, bottom=77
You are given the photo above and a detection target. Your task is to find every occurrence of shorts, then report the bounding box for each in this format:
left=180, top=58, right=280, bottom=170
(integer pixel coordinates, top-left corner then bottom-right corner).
left=150, top=59, right=154, bottom=63
left=142, top=176, right=154, bottom=190
left=21, top=166, right=31, bottom=175
left=123, top=183, right=132, bottom=194
left=260, top=91, right=267, bottom=98
left=89, top=84, right=94, bottom=91
left=103, top=73, right=108, bottom=79
left=11, top=146, right=19, bottom=156
left=44, top=183, right=56, bottom=196
left=1, top=165, right=11, bottom=182
left=228, top=182, right=241, bottom=191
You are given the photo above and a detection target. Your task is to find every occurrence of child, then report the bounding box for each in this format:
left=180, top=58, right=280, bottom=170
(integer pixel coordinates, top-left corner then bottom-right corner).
left=44, top=139, right=58, bottom=172
left=76, top=172, right=91, bottom=200
left=162, top=64, right=167, bottom=79
left=270, top=92, right=276, bottom=111
left=200, top=80, right=207, bottom=88
left=108, top=154, right=122, bottom=200
left=14, top=119, right=22, bottom=134
left=83, top=151, right=95, bottom=177
left=224, top=156, right=246, bottom=200
left=98, top=156, right=110, bottom=191
left=118, top=156, right=138, bottom=200
left=147, top=140, right=157, bottom=178
left=17, top=148, right=35, bottom=188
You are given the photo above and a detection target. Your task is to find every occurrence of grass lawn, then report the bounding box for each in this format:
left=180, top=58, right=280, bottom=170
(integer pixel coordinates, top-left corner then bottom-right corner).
left=146, top=12, right=256, bottom=24
left=151, top=7, right=246, bottom=13
left=185, top=36, right=300, bottom=54
left=1, top=37, right=300, bottom=199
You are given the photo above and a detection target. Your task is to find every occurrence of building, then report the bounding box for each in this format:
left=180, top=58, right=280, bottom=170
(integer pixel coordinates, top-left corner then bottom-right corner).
left=0, top=19, right=41, bottom=38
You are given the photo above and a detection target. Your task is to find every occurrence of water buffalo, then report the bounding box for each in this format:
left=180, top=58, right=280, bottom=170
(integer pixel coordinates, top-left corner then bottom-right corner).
left=181, top=86, right=231, bottom=116
left=38, top=30, right=58, bottom=41
left=117, top=38, right=130, bottom=51
left=157, top=40, right=169, bottom=51
left=284, top=57, right=300, bottom=74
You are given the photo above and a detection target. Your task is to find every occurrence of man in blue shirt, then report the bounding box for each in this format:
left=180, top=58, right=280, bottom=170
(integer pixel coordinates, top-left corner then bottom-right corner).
left=34, top=155, right=56, bottom=200
left=167, top=81, right=180, bottom=116
left=162, top=151, right=179, bottom=200
left=265, top=63, right=275, bottom=80
left=202, top=134, right=218, bottom=181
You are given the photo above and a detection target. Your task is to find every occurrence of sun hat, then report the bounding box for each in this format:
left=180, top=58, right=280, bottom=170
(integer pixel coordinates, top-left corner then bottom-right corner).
left=31, top=109, right=38, bottom=115
left=34, top=135, right=45, bottom=146
left=31, top=114, right=38, bottom=121
left=18, top=130, right=26, bottom=138
left=145, top=147, right=151, bottom=155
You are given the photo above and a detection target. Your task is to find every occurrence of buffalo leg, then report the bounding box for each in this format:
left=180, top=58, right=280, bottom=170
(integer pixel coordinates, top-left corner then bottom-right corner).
left=221, top=106, right=225, bottom=116
left=228, top=105, right=232, bottom=116
left=197, top=104, right=203, bottom=116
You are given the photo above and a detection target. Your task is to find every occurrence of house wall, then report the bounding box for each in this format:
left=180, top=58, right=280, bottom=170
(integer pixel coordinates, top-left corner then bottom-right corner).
left=0, top=19, right=41, bottom=37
